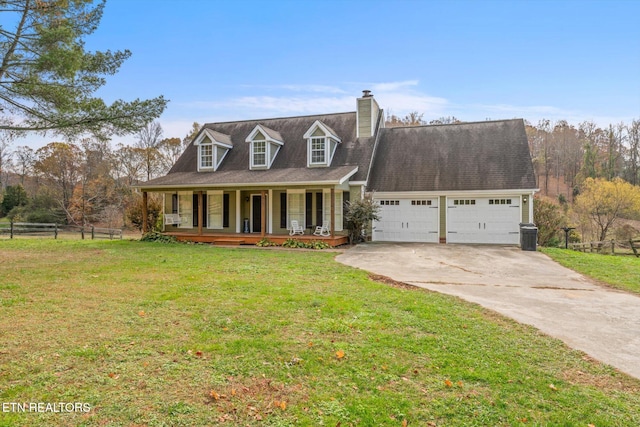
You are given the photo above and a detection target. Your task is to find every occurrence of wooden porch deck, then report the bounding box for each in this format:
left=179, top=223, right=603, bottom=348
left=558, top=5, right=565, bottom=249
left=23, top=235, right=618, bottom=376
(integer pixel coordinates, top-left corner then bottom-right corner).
left=165, top=232, right=349, bottom=247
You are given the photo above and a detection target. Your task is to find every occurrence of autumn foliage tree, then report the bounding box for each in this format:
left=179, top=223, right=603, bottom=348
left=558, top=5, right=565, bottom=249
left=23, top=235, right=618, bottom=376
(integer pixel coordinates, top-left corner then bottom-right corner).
left=574, top=178, right=640, bottom=241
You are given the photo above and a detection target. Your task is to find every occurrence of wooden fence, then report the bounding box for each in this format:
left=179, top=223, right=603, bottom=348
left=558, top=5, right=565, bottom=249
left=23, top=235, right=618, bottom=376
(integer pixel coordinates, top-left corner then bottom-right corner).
left=0, top=222, right=122, bottom=240
left=569, top=239, right=640, bottom=257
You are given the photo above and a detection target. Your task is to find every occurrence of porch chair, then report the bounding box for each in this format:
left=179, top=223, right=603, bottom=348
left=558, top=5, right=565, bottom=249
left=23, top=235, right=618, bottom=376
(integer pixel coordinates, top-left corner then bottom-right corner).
left=289, top=220, right=305, bottom=236
left=313, top=222, right=330, bottom=237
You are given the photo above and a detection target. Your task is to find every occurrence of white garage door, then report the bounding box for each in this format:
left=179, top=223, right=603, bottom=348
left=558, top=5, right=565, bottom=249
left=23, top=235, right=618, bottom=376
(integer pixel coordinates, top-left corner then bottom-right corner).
left=373, top=198, right=439, bottom=242
left=447, top=197, right=520, bottom=244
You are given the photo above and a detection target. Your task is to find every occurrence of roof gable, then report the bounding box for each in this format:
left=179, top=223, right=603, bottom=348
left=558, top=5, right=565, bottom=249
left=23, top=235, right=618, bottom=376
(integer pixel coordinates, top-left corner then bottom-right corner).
left=245, top=124, right=284, bottom=145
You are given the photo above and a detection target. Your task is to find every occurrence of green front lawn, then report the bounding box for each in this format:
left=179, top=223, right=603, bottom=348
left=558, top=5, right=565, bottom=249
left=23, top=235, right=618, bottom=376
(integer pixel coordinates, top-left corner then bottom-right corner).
left=543, top=248, right=640, bottom=295
left=1, top=240, right=639, bottom=426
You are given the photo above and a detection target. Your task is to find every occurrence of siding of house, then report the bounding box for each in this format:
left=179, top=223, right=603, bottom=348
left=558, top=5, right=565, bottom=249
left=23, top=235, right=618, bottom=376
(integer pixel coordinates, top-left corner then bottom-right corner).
left=521, top=195, right=530, bottom=224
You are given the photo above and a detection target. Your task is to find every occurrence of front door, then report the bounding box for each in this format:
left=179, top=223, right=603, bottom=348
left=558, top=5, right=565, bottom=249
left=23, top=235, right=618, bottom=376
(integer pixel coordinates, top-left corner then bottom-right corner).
left=251, top=194, right=262, bottom=233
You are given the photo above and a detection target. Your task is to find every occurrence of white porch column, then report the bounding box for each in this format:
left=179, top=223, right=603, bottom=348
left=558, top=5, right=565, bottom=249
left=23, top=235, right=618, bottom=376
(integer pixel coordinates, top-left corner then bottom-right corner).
left=268, top=189, right=273, bottom=234
left=235, top=190, right=241, bottom=233
left=529, top=191, right=535, bottom=225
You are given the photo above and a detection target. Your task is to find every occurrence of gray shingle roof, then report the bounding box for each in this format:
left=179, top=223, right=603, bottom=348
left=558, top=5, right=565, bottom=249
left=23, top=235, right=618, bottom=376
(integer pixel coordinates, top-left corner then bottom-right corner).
left=368, top=119, right=536, bottom=192
left=255, top=125, right=283, bottom=143
left=141, top=166, right=358, bottom=188
left=206, top=129, right=233, bottom=146
left=139, top=112, right=376, bottom=189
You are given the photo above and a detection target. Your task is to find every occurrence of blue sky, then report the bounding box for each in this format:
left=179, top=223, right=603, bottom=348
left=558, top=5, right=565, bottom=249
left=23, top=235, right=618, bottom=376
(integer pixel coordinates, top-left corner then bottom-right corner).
left=13, top=0, right=640, bottom=148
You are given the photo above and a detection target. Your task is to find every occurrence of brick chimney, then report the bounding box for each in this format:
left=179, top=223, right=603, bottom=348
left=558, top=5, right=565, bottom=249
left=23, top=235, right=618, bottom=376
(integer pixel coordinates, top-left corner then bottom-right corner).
left=356, top=90, right=380, bottom=138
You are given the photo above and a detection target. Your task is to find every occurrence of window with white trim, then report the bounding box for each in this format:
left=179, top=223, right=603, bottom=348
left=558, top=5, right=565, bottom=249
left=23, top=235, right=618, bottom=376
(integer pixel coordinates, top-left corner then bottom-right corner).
left=286, top=189, right=305, bottom=230
left=252, top=140, right=266, bottom=167
left=207, top=191, right=223, bottom=229
left=453, top=199, right=476, bottom=206
left=200, top=143, right=213, bottom=168
left=311, top=137, right=326, bottom=164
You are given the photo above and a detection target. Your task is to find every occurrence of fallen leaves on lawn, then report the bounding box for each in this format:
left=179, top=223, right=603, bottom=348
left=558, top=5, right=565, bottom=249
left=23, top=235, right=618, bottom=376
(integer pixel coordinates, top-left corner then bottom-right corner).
left=335, top=350, right=345, bottom=359
left=444, top=379, right=453, bottom=387
left=549, top=384, right=558, bottom=391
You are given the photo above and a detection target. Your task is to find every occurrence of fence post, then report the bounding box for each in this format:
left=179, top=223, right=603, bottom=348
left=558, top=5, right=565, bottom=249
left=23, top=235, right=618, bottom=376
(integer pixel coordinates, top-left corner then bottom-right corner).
left=611, top=239, right=615, bottom=255
left=91, top=226, right=95, bottom=240
left=10, top=220, right=13, bottom=239
left=54, top=224, right=58, bottom=239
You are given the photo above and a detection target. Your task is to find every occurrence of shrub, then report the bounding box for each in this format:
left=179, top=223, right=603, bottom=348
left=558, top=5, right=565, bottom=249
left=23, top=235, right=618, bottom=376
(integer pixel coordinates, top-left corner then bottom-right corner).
left=256, top=238, right=277, bottom=247
left=140, top=231, right=178, bottom=243
left=345, top=195, right=380, bottom=244
left=534, top=196, right=567, bottom=247
left=280, top=238, right=332, bottom=249
left=307, top=240, right=332, bottom=249
left=282, top=238, right=306, bottom=248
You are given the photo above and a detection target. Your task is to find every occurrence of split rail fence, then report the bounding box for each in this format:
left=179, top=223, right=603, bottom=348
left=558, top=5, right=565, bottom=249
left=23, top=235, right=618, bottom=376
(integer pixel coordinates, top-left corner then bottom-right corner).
left=0, top=222, right=122, bottom=240
left=569, top=239, right=640, bottom=257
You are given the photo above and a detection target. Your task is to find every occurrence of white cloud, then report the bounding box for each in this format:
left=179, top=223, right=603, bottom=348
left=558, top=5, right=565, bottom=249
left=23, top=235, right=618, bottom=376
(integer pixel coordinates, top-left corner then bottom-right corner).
left=369, top=80, right=420, bottom=92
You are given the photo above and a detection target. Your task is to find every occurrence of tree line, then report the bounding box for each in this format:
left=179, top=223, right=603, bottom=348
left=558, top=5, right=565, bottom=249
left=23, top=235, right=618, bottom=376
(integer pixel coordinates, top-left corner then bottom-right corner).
left=0, top=122, right=200, bottom=228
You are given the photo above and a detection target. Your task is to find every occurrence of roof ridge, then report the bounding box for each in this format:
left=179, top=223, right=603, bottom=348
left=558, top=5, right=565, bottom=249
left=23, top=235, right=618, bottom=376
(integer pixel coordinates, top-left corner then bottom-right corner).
left=204, top=111, right=355, bottom=127
left=385, top=118, right=522, bottom=130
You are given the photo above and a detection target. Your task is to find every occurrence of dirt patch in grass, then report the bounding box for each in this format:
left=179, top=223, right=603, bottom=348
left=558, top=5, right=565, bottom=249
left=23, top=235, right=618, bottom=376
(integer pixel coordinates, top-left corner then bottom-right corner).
left=562, top=364, right=640, bottom=392
left=206, top=376, right=308, bottom=424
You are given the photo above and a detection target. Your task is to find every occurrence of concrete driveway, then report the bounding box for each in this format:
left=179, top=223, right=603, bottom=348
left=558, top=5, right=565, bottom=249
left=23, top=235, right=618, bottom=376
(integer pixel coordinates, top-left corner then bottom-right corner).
left=336, top=243, right=640, bottom=380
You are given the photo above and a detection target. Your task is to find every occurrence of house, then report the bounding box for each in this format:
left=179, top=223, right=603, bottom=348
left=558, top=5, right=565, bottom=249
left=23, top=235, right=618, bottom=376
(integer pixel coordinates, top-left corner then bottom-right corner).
left=137, top=91, right=537, bottom=245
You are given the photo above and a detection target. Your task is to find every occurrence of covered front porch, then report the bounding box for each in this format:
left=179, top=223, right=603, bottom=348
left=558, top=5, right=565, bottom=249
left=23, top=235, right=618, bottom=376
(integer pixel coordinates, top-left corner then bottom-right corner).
left=165, top=231, right=348, bottom=246
left=141, top=184, right=356, bottom=247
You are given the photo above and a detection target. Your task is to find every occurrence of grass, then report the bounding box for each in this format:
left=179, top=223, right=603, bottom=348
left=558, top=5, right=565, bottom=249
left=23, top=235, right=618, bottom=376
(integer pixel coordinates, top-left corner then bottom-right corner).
left=542, top=248, right=640, bottom=295
left=0, top=240, right=639, bottom=426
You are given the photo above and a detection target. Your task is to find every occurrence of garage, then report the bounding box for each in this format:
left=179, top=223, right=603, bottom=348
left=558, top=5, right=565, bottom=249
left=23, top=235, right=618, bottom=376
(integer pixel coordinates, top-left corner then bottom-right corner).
left=372, top=198, right=439, bottom=242
left=447, top=197, right=521, bottom=244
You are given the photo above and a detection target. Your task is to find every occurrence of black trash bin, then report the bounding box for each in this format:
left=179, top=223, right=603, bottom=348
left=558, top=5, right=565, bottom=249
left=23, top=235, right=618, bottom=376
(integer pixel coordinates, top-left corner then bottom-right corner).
left=519, top=223, right=538, bottom=251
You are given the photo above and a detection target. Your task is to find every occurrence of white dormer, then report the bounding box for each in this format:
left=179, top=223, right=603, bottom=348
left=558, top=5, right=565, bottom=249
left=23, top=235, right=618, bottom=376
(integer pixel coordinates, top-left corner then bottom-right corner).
left=303, top=120, right=341, bottom=167
left=245, top=124, right=284, bottom=170
left=194, top=129, right=233, bottom=172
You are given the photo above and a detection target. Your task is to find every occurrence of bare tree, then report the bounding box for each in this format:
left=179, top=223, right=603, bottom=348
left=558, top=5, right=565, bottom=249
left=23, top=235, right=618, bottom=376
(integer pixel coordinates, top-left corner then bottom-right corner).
left=626, top=120, right=640, bottom=185
left=135, top=121, right=164, bottom=180
left=12, top=145, right=35, bottom=185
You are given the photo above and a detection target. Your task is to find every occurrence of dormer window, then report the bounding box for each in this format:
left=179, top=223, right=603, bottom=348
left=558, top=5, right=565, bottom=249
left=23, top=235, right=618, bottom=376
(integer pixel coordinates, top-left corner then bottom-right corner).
left=246, top=125, right=284, bottom=170
left=194, top=129, right=233, bottom=172
left=304, top=120, right=341, bottom=167
left=252, top=139, right=267, bottom=167
left=310, top=137, right=326, bottom=164
left=200, top=142, right=213, bottom=168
